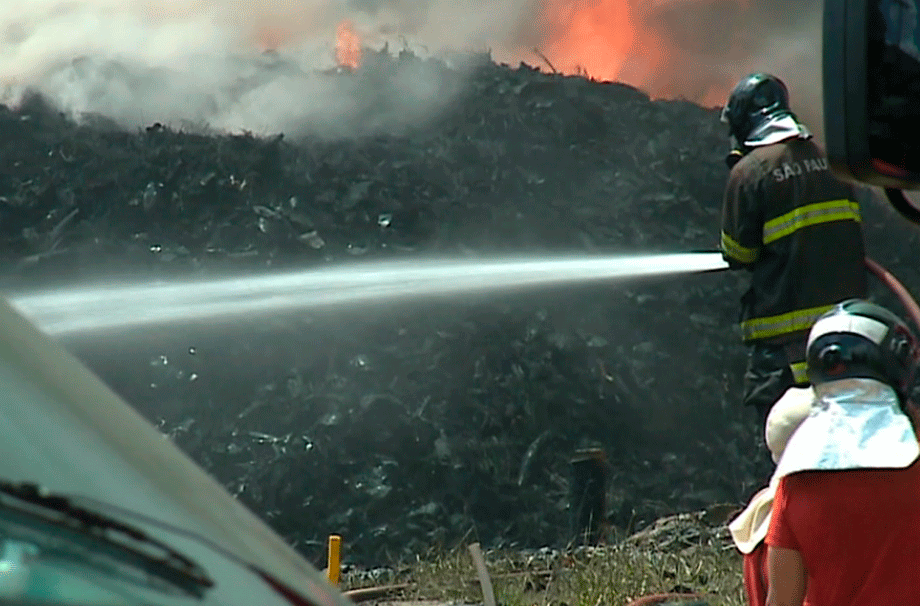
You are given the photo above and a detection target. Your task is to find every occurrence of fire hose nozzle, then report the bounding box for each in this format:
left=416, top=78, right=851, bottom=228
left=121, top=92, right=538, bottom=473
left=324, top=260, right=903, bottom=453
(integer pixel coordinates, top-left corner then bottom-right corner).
left=685, top=249, right=730, bottom=273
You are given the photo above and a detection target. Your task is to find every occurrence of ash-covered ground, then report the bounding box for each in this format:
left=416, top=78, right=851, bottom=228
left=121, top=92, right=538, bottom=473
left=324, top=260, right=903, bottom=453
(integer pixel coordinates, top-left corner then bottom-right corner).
left=2, top=51, right=919, bottom=568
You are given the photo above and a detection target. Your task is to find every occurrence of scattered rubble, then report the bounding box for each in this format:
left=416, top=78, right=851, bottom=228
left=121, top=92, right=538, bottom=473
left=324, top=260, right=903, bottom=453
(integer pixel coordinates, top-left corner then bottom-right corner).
left=1, top=50, right=917, bottom=568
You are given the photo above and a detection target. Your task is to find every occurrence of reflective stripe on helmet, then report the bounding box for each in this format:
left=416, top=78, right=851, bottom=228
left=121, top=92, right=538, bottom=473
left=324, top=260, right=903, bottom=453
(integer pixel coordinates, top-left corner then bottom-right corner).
left=720, top=231, right=759, bottom=264
left=806, top=314, right=889, bottom=351
left=762, top=199, right=861, bottom=244
left=740, top=304, right=837, bottom=341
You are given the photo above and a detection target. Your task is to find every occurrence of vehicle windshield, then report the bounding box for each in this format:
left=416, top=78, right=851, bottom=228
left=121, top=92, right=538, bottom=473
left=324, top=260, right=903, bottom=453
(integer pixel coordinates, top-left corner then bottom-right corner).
left=0, top=482, right=212, bottom=605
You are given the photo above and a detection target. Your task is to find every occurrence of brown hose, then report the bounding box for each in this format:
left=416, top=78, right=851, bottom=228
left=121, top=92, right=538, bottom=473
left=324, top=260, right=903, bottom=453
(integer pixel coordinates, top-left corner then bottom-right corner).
left=343, top=583, right=411, bottom=602
left=865, top=257, right=920, bottom=334
left=622, top=593, right=706, bottom=606
left=343, top=569, right=557, bottom=602
left=346, top=586, right=706, bottom=605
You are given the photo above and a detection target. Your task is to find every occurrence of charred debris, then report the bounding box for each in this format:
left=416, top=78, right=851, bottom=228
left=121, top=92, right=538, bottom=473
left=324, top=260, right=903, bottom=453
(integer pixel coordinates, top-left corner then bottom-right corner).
left=1, top=49, right=918, bottom=567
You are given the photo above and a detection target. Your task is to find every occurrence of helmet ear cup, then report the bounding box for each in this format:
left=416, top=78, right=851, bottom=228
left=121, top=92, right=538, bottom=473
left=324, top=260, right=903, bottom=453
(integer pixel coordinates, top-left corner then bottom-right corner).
left=817, top=344, right=845, bottom=376
left=887, top=326, right=919, bottom=398
left=889, top=326, right=916, bottom=362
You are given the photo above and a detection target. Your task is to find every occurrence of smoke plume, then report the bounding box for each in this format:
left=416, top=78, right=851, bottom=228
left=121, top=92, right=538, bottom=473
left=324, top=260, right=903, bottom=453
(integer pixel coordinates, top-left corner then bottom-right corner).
left=640, top=0, right=825, bottom=138
left=0, top=0, right=824, bottom=138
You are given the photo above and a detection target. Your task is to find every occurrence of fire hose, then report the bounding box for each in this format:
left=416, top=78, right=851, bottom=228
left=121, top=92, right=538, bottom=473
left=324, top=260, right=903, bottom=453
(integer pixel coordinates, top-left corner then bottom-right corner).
left=865, top=257, right=920, bottom=334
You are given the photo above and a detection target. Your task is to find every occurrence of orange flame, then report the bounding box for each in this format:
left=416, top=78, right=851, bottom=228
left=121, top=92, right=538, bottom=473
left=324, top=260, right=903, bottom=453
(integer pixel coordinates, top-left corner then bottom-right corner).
left=336, top=20, right=362, bottom=69
left=539, top=0, right=641, bottom=82
left=537, top=0, right=732, bottom=104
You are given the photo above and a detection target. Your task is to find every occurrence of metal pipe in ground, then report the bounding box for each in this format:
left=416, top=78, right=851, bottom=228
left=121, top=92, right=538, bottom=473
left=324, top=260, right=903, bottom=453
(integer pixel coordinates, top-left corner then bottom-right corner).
left=568, top=448, right=608, bottom=544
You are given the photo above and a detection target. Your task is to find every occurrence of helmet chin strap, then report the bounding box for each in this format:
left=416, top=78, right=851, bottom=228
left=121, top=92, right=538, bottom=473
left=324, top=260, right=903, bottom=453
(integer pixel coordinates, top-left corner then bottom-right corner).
left=725, top=149, right=744, bottom=169
left=725, top=135, right=747, bottom=169
left=724, top=114, right=809, bottom=169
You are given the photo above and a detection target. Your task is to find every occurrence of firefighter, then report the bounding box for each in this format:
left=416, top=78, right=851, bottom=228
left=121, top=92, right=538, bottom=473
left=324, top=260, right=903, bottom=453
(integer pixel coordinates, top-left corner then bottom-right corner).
left=719, top=73, right=867, bottom=433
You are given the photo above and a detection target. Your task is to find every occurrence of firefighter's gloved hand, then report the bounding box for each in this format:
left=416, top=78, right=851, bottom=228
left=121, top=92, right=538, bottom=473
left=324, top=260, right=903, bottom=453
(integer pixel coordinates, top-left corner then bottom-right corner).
left=720, top=249, right=755, bottom=271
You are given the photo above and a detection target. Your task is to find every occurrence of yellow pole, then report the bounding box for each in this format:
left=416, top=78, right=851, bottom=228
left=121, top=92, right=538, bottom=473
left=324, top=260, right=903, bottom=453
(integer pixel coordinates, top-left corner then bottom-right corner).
left=327, top=534, right=342, bottom=585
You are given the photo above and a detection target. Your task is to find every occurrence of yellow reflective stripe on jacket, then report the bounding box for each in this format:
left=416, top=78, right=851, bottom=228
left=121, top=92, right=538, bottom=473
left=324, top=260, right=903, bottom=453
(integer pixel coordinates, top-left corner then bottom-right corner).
left=721, top=231, right=759, bottom=264
left=762, top=199, right=861, bottom=245
left=740, top=304, right=836, bottom=341
left=789, top=361, right=809, bottom=384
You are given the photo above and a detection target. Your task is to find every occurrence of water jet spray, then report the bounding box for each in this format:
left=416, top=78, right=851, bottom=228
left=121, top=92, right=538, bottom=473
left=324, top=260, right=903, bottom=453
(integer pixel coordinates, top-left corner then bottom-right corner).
left=7, top=252, right=729, bottom=338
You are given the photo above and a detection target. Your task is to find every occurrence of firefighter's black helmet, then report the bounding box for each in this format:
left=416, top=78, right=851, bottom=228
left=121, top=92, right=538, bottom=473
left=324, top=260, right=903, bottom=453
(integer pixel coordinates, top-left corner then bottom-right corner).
left=807, top=300, right=920, bottom=404
left=720, top=73, right=792, bottom=143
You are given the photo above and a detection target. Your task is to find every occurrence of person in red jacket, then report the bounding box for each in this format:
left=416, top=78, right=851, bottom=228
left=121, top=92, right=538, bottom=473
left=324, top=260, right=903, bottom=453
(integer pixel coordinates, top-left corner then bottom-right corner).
left=729, top=386, right=811, bottom=606
left=765, top=299, right=920, bottom=606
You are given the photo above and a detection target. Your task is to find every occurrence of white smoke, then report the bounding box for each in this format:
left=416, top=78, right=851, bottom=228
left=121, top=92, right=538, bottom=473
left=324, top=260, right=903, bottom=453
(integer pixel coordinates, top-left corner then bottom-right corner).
left=1, top=0, right=824, bottom=137
left=0, top=0, right=535, bottom=135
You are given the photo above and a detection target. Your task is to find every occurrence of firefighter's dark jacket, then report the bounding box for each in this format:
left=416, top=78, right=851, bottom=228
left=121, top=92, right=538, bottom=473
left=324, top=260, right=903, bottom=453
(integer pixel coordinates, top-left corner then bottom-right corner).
left=720, top=137, right=867, bottom=347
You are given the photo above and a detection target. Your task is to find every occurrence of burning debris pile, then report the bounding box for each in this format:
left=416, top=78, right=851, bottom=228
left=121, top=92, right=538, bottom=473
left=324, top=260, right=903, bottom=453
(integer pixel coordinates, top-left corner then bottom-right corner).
left=1, top=50, right=917, bottom=568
